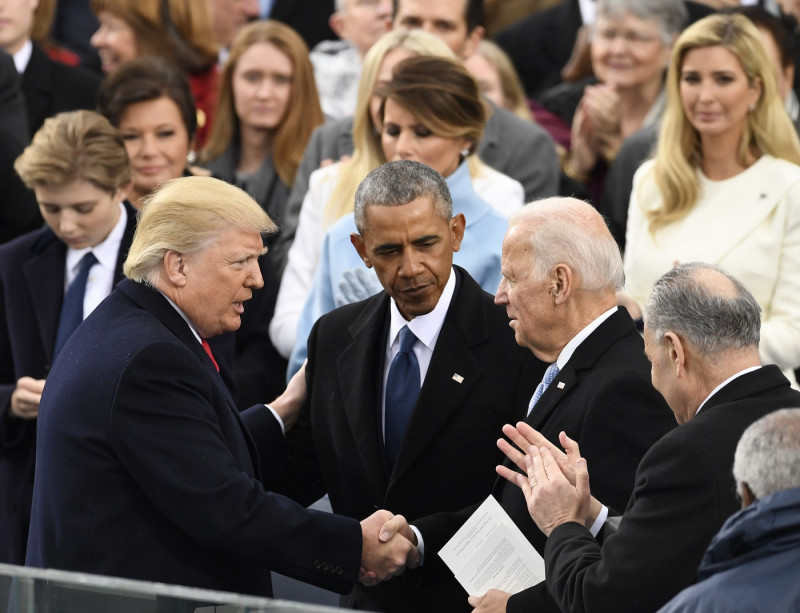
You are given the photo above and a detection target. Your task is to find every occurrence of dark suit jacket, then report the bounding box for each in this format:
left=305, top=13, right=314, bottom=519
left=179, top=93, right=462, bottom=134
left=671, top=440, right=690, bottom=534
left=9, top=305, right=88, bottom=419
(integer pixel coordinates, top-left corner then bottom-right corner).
left=270, top=105, right=559, bottom=273
left=26, top=278, right=362, bottom=596
left=0, top=201, right=136, bottom=564
left=280, top=267, right=542, bottom=612
left=495, top=0, right=582, bottom=99
left=537, top=365, right=800, bottom=613
left=21, top=42, right=101, bottom=136
left=0, top=50, right=39, bottom=244
left=414, top=309, right=676, bottom=611
left=268, top=0, right=335, bottom=50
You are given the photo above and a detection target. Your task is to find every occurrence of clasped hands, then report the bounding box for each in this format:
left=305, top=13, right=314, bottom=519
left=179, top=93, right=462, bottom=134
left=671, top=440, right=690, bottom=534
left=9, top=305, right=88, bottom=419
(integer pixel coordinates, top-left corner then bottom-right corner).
left=359, top=510, right=419, bottom=586
left=496, top=423, right=603, bottom=537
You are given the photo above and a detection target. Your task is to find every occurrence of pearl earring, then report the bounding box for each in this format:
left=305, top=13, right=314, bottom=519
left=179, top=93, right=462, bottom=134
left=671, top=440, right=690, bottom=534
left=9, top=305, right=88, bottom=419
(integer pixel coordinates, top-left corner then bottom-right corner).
left=748, top=104, right=755, bottom=113
left=186, top=150, right=197, bottom=164
left=460, top=148, right=470, bottom=158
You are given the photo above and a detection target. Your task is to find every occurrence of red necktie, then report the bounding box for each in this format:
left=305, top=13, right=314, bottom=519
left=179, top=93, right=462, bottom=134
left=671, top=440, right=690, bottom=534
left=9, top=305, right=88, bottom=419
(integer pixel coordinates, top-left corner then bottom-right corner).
left=201, top=338, right=219, bottom=372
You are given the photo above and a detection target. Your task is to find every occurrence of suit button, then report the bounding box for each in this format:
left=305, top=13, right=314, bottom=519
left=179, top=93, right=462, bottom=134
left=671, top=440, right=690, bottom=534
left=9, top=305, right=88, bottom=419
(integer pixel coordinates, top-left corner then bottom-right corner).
left=313, top=560, right=322, bottom=569
left=321, top=562, right=329, bottom=571
left=335, top=566, right=343, bottom=575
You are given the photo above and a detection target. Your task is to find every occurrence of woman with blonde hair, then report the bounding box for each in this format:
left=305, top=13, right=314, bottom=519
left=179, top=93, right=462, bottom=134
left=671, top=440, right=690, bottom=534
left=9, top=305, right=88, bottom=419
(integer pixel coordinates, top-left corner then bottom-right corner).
left=202, top=20, right=324, bottom=230
left=90, top=0, right=218, bottom=146
left=623, top=13, right=800, bottom=380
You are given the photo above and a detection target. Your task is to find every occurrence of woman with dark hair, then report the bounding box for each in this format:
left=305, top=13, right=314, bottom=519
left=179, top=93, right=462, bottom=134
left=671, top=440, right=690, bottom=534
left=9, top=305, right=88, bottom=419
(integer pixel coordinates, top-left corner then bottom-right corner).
left=97, top=56, right=199, bottom=208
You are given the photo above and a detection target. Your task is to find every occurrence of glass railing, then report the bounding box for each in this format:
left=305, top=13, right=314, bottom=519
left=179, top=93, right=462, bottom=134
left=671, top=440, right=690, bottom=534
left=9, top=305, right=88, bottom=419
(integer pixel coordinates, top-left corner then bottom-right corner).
left=0, top=563, right=347, bottom=612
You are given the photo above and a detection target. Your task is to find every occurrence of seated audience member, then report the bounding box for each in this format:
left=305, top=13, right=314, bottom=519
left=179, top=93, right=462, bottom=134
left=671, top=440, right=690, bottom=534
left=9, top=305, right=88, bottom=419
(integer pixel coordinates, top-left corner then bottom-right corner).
left=0, top=49, right=39, bottom=244
left=0, top=110, right=134, bottom=565
left=622, top=13, right=800, bottom=383
left=493, top=262, right=800, bottom=613
left=25, top=175, right=418, bottom=595
left=273, top=160, right=541, bottom=612
left=383, top=197, right=676, bottom=612
left=310, top=0, right=392, bottom=120
left=270, top=40, right=524, bottom=362
left=1, top=0, right=100, bottom=136
left=202, top=20, right=324, bottom=235
left=602, top=6, right=800, bottom=247
left=535, top=0, right=687, bottom=204
left=658, top=407, right=800, bottom=613
left=98, top=56, right=288, bottom=404
left=465, top=39, right=532, bottom=121
left=285, top=55, right=517, bottom=376
left=90, top=0, right=219, bottom=147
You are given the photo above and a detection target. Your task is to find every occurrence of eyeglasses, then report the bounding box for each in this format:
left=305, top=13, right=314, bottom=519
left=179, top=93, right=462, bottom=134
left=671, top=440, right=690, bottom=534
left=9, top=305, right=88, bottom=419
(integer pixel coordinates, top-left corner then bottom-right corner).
left=594, top=28, right=661, bottom=47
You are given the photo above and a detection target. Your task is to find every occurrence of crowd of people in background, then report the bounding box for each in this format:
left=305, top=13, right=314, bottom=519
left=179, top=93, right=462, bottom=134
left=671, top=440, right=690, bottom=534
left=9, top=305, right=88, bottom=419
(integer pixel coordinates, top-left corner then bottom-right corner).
left=2, top=0, right=800, bottom=612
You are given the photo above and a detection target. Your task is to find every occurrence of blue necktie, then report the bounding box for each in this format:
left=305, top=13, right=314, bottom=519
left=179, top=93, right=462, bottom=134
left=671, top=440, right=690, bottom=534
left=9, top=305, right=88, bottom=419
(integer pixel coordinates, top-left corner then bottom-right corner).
left=384, top=326, right=420, bottom=467
left=527, top=362, right=560, bottom=416
left=54, top=251, right=97, bottom=356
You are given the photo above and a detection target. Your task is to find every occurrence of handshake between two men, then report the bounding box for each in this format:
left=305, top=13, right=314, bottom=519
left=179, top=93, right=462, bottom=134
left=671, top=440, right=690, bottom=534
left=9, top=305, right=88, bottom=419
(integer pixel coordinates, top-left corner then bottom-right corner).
left=359, top=510, right=420, bottom=586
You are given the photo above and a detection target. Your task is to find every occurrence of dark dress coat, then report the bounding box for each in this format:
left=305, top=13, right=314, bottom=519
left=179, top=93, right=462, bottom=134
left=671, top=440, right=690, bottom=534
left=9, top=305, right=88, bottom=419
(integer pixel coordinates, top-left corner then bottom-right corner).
left=280, top=267, right=542, bottom=612
left=538, top=366, right=800, bottom=613
left=26, top=278, right=362, bottom=596
left=20, top=42, right=101, bottom=137
left=414, top=309, right=676, bottom=612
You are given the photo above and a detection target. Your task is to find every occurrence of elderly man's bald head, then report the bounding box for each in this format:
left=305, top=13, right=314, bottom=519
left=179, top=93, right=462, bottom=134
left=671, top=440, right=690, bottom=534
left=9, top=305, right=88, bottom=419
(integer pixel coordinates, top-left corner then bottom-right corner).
left=644, top=263, right=761, bottom=356
left=508, top=197, right=624, bottom=292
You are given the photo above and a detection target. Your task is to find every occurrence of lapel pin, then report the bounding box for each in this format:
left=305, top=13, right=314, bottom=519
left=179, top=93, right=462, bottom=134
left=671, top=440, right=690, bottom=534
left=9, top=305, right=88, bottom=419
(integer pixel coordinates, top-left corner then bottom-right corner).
left=452, top=373, right=464, bottom=384
left=557, top=382, right=565, bottom=389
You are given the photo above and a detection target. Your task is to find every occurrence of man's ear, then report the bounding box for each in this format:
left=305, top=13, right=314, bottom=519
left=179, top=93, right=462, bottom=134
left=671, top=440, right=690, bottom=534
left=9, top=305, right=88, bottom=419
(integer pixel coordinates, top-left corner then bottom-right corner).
left=550, top=264, right=573, bottom=305
left=329, top=11, right=347, bottom=39
left=462, top=25, right=484, bottom=59
left=663, top=331, right=686, bottom=377
left=741, top=482, right=757, bottom=508
left=351, top=233, right=372, bottom=268
left=162, top=250, right=188, bottom=287
left=450, top=213, right=466, bottom=252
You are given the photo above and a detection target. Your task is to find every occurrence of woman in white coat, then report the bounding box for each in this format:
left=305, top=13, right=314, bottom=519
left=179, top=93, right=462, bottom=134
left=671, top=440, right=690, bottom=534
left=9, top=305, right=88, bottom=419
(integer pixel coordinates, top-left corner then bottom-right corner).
left=623, top=13, right=800, bottom=378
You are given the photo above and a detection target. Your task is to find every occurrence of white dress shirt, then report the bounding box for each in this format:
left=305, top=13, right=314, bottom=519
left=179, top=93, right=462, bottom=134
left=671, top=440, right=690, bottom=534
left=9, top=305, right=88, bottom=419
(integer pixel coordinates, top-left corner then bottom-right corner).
left=64, top=202, right=127, bottom=320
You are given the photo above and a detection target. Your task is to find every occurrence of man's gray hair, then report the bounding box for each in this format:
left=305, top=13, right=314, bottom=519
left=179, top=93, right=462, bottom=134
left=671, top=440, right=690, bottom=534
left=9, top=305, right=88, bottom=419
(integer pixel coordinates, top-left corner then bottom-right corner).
left=643, top=262, right=761, bottom=355
left=596, top=0, right=688, bottom=44
left=733, top=408, right=800, bottom=500
left=512, top=199, right=625, bottom=292
left=354, top=160, right=453, bottom=233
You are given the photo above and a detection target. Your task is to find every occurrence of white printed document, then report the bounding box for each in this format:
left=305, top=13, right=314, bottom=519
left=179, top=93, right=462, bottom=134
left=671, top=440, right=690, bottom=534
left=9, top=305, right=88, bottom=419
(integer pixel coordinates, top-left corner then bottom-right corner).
left=438, top=495, right=545, bottom=596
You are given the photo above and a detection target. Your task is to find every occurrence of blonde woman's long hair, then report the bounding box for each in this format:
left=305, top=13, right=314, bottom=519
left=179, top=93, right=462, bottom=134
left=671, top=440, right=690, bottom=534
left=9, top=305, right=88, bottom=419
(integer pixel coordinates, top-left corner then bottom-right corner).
left=323, top=30, right=456, bottom=227
left=648, top=13, right=800, bottom=232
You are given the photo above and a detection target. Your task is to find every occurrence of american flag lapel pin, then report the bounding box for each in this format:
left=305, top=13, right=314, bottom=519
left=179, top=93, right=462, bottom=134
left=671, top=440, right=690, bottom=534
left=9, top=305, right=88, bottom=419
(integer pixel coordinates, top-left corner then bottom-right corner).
left=557, top=382, right=565, bottom=389
left=452, top=373, right=464, bottom=383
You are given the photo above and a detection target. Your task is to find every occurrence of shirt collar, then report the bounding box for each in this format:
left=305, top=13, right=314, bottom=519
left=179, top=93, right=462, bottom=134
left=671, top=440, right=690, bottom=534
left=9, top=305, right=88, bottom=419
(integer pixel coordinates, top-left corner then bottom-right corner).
left=65, top=202, right=127, bottom=276
left=696, top=366, right=762, bottom=416
left=388, top=268, right=456, bottom=352
left=159, top=292, right=203, bottom=344
left=13, top=39, right=33, bottom=73
left=556, top=306, right=618, bottom=370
